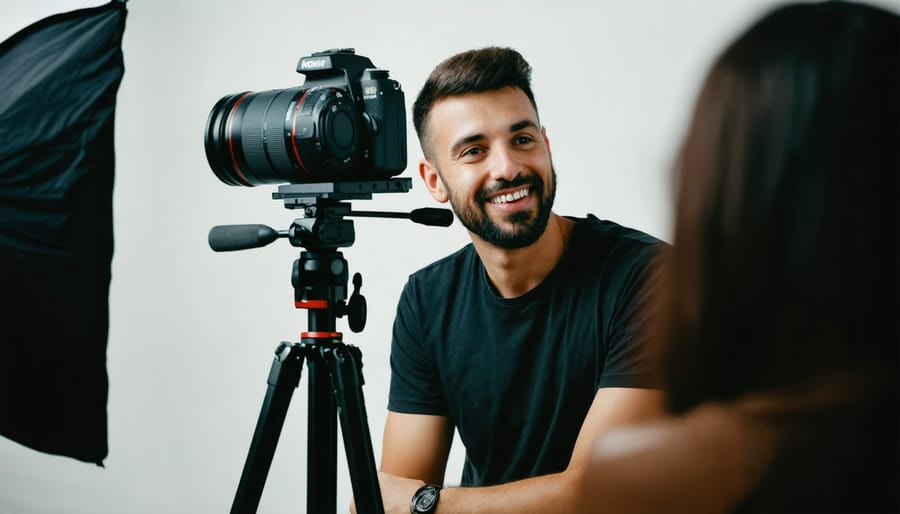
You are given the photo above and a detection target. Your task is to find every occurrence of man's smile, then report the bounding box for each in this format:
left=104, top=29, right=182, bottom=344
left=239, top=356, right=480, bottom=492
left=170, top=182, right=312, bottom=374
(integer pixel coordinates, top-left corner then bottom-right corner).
left=487, top=187, right=531, bottom=205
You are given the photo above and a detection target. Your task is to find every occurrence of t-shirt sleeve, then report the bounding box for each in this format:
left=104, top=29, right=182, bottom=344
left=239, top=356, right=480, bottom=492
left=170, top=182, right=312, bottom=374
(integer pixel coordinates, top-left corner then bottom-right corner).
left=387, top=278, right=448, bottom=415
left=596, top=242, right=664, bottom=390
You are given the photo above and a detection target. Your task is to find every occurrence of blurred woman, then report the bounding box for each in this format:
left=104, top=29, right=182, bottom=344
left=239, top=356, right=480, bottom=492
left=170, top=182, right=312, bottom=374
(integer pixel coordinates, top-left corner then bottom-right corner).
left=576, top=2, right=899, bottom=513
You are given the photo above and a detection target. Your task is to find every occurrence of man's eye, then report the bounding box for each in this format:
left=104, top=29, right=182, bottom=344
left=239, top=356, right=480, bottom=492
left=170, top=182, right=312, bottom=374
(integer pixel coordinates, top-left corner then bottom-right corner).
left=462, top=147, right=483, bottom=157
left=514, top=135, right=535, bottom=145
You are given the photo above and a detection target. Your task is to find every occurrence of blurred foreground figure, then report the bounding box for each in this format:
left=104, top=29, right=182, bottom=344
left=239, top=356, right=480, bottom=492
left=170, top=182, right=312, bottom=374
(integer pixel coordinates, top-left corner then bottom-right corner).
left=576, top=1, right=900, bottom=513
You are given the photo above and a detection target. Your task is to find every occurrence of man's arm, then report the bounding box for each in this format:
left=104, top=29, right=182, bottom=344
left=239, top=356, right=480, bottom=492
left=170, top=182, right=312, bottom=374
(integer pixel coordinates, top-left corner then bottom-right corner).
left=381, top=411, right=455, bottom=485
left=351, top=412, right=453, bottom=514
left=376, top=387, right=664, bottom=514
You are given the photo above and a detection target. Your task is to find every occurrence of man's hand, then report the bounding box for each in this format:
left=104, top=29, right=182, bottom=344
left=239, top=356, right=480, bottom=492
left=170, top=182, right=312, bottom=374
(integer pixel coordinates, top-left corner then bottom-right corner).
left=350, top=471, right=425, bottom=514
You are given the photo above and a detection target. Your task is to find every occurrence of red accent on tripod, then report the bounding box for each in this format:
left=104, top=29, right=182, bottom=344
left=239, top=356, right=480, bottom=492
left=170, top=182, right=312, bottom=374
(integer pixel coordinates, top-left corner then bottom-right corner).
left=295, top=299, right=328, bottom=309
left=301, top=331, right=342, bottom=340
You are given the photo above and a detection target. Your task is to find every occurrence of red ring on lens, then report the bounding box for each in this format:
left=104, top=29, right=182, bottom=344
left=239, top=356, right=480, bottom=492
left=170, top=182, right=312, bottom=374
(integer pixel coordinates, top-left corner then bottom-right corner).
left=226, top=92, right=252, bottom=186
left=289, top=90, right=312, bottom=176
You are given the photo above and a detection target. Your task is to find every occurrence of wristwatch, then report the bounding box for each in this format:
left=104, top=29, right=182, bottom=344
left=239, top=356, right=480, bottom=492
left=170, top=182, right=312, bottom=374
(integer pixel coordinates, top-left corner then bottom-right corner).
left=410, top=484, right=441, bottom=514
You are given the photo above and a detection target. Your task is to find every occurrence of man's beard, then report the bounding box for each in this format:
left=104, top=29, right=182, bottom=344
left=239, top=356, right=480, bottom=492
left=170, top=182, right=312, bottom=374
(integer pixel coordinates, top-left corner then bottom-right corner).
left=446, top=166, right=557, bottom=249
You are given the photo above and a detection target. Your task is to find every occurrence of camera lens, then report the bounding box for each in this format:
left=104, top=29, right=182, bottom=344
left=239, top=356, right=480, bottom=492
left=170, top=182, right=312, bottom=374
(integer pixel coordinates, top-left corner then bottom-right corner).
left=204, top=86, right=361, bottom=186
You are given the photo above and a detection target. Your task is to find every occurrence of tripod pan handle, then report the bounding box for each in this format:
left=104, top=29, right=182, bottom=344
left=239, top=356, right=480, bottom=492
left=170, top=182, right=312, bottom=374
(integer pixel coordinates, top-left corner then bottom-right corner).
left=209, top=224, right=280, bottom=251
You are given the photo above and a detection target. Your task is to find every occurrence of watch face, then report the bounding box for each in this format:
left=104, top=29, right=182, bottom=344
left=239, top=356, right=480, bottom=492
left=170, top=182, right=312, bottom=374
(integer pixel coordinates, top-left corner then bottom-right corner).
left=413, top=486, right=438, bottom=512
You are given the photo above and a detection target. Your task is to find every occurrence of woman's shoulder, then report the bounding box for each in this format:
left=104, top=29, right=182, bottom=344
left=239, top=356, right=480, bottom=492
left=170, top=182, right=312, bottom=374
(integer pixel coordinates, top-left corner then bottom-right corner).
left=576, top=403, right=779, bottom=514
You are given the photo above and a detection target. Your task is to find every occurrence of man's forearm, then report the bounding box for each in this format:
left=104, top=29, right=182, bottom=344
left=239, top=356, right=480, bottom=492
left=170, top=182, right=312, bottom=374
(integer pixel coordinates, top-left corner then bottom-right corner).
left=435, top=469, right=583, bottom=514
left=377, top=389, right=666, bottom=514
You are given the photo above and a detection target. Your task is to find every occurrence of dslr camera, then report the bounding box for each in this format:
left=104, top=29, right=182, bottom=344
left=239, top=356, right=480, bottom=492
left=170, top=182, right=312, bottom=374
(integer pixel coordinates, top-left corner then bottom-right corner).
left=205, top=48, right=406, bottom=186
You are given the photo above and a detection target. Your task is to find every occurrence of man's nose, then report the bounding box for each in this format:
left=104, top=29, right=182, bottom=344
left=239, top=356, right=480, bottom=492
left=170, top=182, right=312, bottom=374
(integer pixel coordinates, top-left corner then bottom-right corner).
left=487, top=145, right=520, bottom=182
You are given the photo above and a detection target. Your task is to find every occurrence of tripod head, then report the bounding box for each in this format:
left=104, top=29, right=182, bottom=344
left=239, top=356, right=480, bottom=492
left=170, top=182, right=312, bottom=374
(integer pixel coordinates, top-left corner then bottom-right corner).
left=208, top=178, right=453, bottom=251
left=208, top=178, right=453, bottom=334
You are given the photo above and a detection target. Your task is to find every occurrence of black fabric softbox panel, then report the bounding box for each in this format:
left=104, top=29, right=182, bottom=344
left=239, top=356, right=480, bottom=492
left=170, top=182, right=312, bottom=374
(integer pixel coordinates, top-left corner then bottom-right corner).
left=0, top=1, right=127, bottom=465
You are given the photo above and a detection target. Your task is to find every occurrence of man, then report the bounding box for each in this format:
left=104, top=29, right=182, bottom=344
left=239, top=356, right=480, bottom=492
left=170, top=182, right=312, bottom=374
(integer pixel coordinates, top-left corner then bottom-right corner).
left=370, top=47, right=665, bottom=513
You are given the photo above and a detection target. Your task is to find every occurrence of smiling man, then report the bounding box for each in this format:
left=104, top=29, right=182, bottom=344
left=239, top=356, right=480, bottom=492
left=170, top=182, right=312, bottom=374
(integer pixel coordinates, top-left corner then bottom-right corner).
left=368, top=47, right=666, bottom=514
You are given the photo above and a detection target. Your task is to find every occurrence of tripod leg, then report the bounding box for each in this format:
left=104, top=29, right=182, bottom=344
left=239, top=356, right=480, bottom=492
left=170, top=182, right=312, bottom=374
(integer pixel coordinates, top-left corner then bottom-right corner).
left=231, top=342, right=305, bottom=514
left=325, top=344, right=384, bottom=514
left=306, top=344, right=338, bottom=514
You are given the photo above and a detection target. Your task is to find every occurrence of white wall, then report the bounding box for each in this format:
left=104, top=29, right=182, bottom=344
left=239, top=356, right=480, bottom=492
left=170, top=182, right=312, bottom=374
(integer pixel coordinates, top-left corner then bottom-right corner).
left=2, top=0, right=897, bottom=512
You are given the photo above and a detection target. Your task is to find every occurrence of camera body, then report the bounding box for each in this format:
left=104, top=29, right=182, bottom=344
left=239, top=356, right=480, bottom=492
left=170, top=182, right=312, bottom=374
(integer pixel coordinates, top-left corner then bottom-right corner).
left=205, top=48, right=406, bottom=186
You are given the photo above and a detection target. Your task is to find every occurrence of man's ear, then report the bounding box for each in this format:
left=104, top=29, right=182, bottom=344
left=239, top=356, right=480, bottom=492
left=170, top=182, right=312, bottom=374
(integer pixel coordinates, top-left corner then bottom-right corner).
left=542, top=126, right=551, bottom=155
left=419, top=159, right=449, bottom=203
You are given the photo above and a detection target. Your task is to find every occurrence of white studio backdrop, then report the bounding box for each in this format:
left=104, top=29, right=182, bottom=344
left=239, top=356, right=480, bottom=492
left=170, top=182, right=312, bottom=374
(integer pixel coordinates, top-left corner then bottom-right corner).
left=3, top=0, right=898, bottom=512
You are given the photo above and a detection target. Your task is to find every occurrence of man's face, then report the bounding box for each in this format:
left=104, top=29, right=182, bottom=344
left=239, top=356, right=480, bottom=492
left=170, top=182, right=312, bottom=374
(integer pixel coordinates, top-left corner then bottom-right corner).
left=419, top=87, right=556, bottom=249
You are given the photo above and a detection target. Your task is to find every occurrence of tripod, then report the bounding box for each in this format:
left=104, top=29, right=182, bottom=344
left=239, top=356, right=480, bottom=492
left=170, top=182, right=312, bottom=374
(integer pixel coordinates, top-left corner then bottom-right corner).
left=230, top=249, right=381, bottom=514
left=208, top=179, right=453, bottom=514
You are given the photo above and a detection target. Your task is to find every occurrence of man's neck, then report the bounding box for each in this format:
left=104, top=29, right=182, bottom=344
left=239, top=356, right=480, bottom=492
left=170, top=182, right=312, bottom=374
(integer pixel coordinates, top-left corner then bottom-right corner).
left=471, top=213, right=575, bottom=299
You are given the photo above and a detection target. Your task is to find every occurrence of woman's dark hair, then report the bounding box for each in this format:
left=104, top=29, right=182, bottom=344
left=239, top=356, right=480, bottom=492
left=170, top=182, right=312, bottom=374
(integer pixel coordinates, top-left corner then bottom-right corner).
left=655, top=1, right=900, bottom=510
left=660, top=0, right=899, bottom=411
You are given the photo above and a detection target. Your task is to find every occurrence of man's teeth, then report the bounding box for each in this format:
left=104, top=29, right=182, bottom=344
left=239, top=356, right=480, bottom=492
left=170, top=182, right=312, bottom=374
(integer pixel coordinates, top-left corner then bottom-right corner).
left=489, top=188, right=530, bottom=204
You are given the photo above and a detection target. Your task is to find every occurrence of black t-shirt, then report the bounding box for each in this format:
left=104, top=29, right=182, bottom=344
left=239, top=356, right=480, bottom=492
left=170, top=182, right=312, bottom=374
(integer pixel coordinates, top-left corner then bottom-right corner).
left=388, top=215, right=663, bottom=486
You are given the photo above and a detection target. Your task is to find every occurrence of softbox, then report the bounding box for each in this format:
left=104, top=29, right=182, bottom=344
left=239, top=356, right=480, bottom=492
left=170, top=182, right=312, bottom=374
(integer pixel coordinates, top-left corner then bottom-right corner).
left=0, top=1, right=127, bottom=465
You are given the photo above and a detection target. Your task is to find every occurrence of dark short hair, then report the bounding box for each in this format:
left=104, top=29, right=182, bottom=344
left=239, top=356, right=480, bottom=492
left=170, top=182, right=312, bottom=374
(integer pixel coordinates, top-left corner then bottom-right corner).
left=412, top=46, right=537, bottom=156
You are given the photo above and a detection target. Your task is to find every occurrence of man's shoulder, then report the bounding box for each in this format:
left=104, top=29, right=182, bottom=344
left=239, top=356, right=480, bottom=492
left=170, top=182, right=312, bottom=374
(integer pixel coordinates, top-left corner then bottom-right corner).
left=398, top=244, right=479, bottom=316
left=571, top=214, right=666, bottom=251
left=407, top=243, right=477, bottom=283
